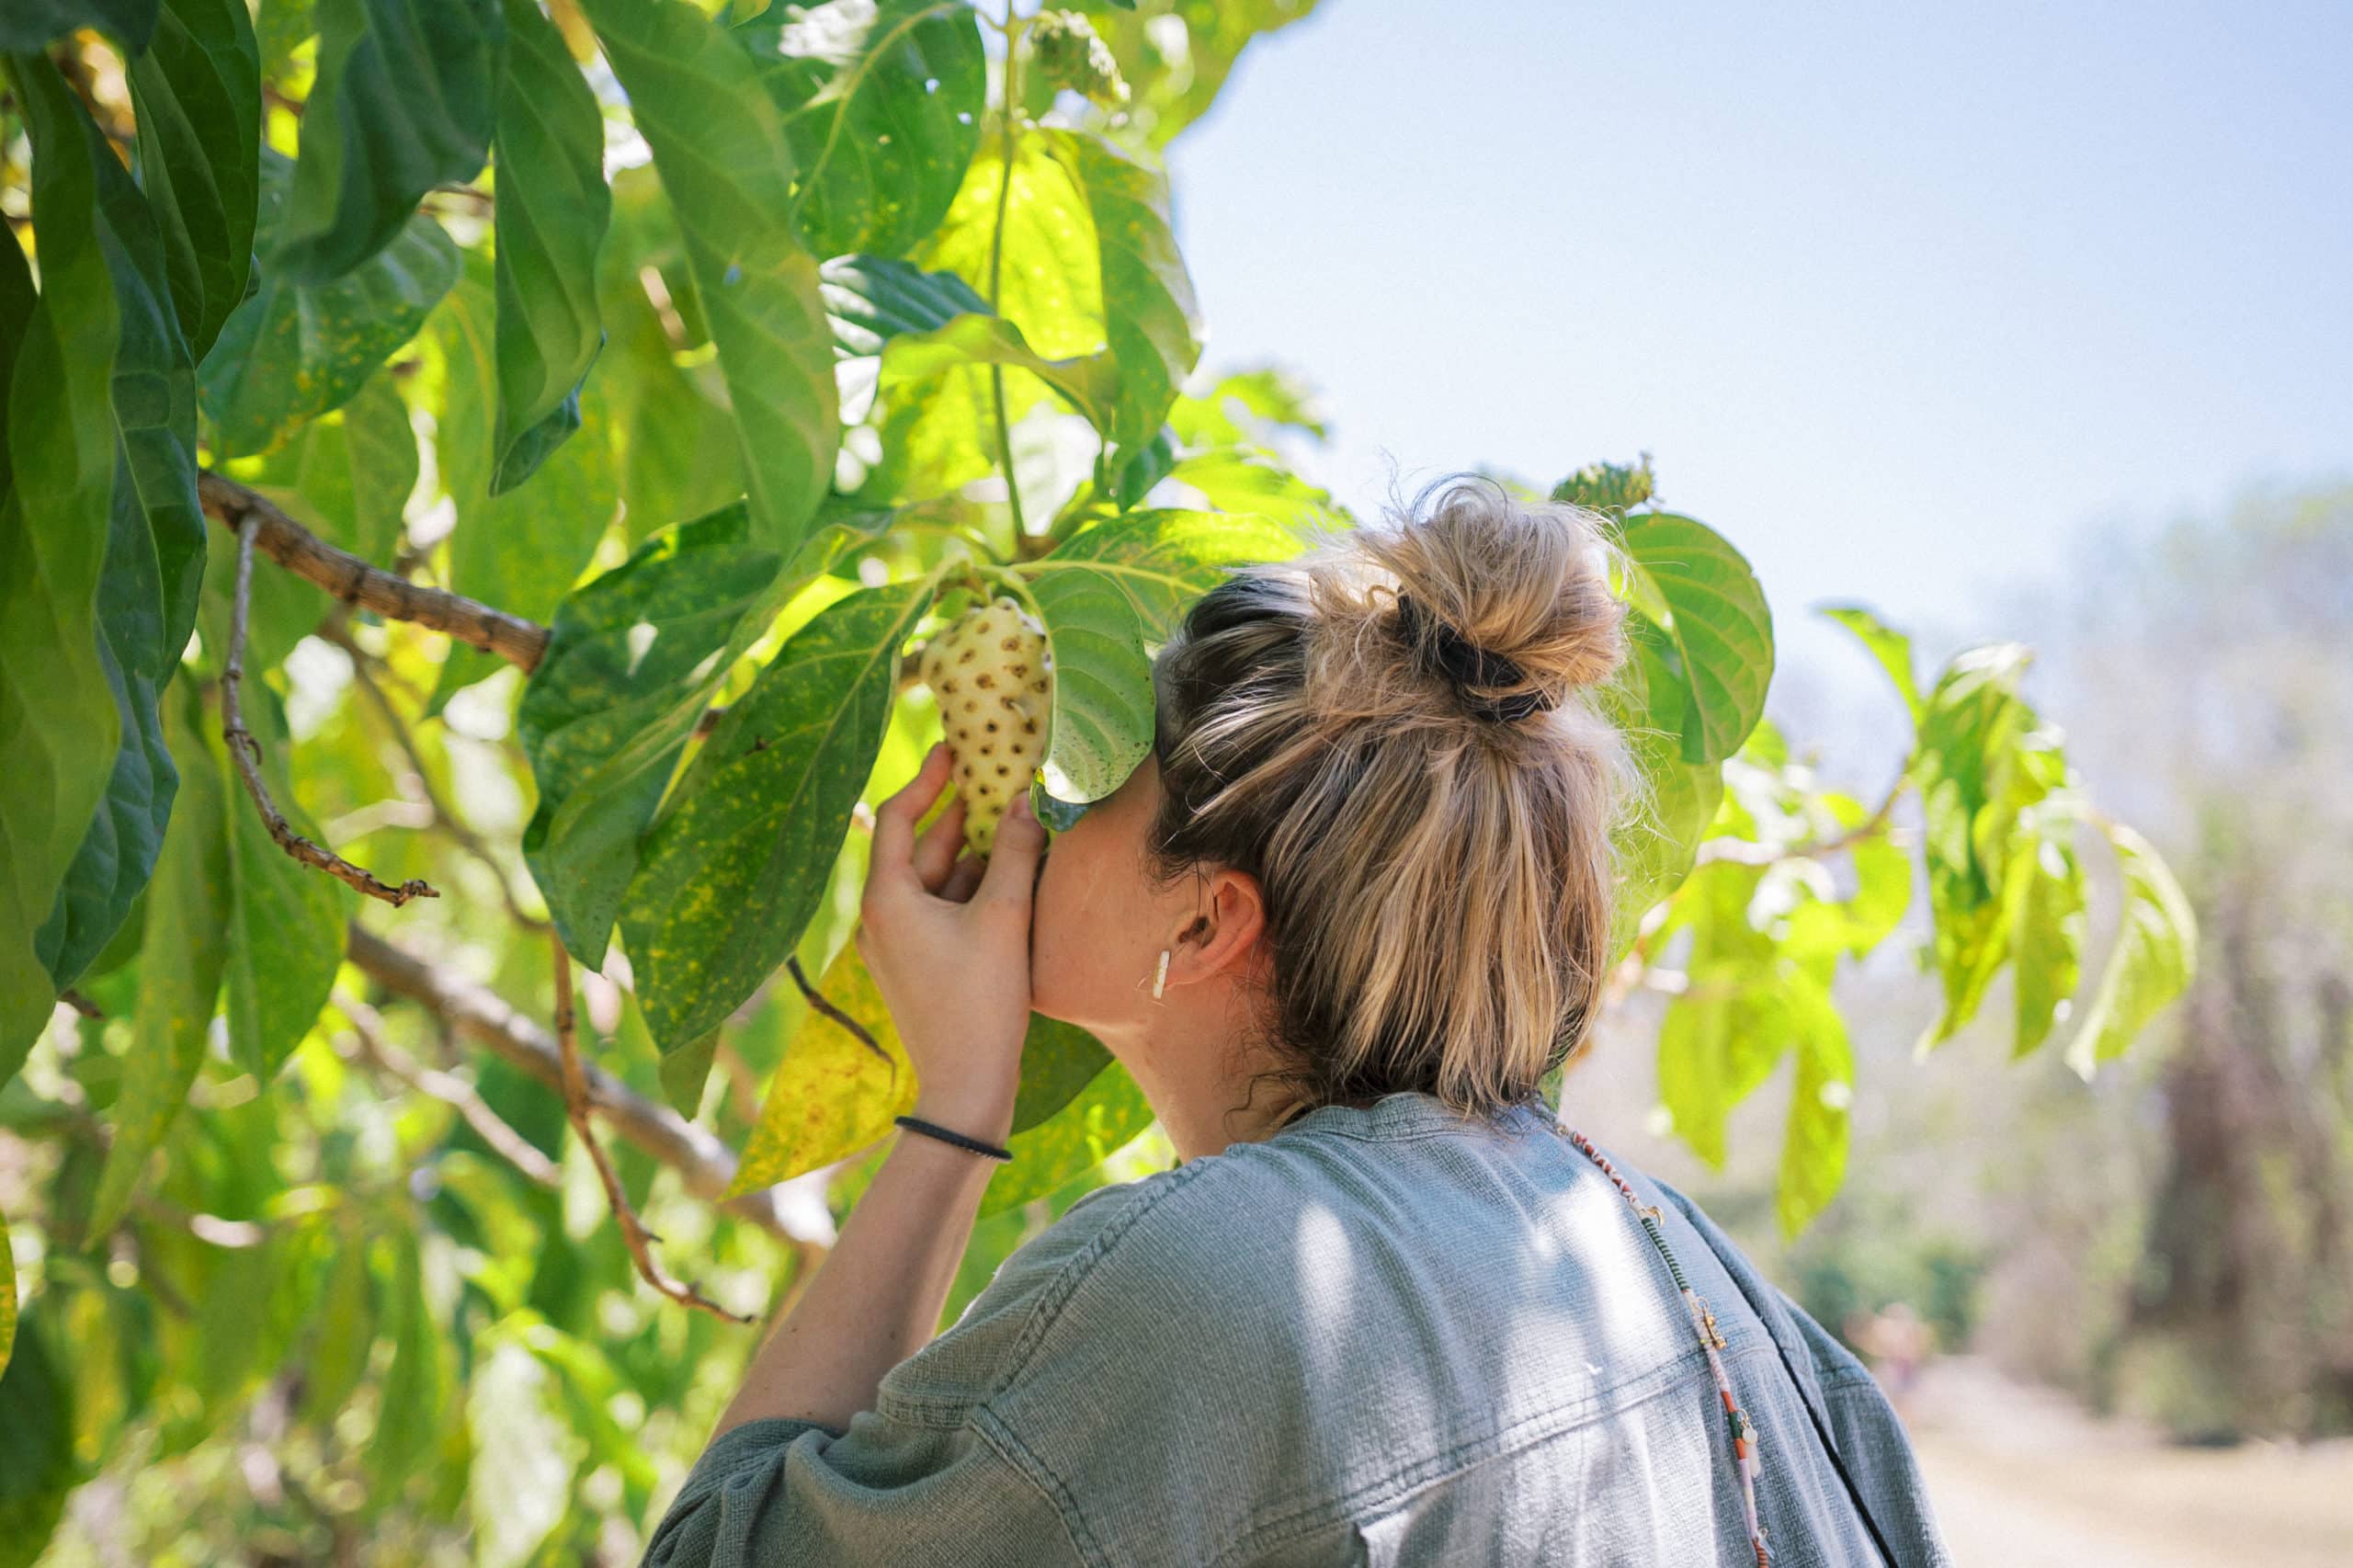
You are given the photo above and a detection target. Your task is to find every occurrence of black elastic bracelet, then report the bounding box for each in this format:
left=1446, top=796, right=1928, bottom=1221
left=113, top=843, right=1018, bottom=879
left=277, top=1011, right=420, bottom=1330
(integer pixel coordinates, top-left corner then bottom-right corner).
left=893, top=1114, right=1014, bottom=1162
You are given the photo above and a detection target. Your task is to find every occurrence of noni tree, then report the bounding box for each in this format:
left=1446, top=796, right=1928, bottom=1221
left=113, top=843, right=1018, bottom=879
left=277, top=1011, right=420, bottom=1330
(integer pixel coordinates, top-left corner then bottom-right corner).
left=0, top=0, right=2194, bottom=1557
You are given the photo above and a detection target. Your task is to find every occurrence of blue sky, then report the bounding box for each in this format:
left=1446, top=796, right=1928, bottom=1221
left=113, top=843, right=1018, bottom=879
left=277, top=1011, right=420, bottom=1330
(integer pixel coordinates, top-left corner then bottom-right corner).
left=1158, top=0, right=2352, bottom=767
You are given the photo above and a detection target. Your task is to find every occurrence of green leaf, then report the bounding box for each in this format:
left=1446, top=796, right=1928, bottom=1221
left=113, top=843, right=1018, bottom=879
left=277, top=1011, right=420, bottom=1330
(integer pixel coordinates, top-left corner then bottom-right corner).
left=740, top=0, right=986, bottom=258
left=917, top=131, right=1103, bottom=358
left=1018, top=507, right=1309, bottom=802
left=583, top=0, right=840, bottom=557
left=1063, top=0, right=1321, bottom=152
left=1612, top=511, right=1773, bottom=766
left=519, top=503, right=785, bottom=965
left=297, top=1222, right=377, bottom=1427
left=361, top=1225, right=449, bottom=1509
left=128, top=0, right=262, bottom=364
left=1040, top=127, right=1201, bottom=473
left=2061, top=822, right=2197, bottom=1079
left=0, top=1301, right=75, bottom=1568
left=201, top=147, right=460, bottom=459
left=976, top=1058, right=1156, bottom=1219
left=878, top=310, right=1120, bottom=434
left=0, top=0, right=156, bottom=52
left=1011, top=1013, right=1112, bottom=1135
left=2005, top=805, right=2086, bottom=1059
left=467, top=1330, right=584, bottom=1568
left=725, top=938, right=917, bottom=1197
left=277, top=0, right=500, bottom=283
left=1776, top=967, right=1853, bottom=1239
left=620, top=574, right=937, bottom=1051
left=1817, top=602, right=1921, bottom=725
left=87, top=682, right=232, bottom=1238
left=489, top=0, right=610, bottom=494
left=1909, top=642, right=2034, bottom=1051
left=0, top=59, right=131, bottom=1076
left=822, top=251, right=988, bottom=355
left=31, top=51, right=210, bottom=994
left=427, top=265, right=619, bottom=710
left=216, top=682, right=353, bottom=1079
left=237, top=369, right=417, bottom=567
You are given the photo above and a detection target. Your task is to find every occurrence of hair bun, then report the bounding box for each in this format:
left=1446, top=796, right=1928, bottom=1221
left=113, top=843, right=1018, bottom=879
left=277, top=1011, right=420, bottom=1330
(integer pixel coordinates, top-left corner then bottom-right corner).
left=1353, top=472, right=1630, bottom=720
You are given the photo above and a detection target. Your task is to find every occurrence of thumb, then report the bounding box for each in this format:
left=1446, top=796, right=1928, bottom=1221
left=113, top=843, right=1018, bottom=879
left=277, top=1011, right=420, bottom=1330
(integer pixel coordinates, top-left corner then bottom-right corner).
left=977, top=789, right=1047, bottom=910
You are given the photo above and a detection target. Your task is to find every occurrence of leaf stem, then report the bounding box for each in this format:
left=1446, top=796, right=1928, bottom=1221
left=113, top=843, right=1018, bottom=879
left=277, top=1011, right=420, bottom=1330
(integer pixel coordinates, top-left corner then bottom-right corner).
left=222, top=514, right=440, bottom=909
left=551, top=937, right=752, bottom=1323
left=988, top=9, right=1029, bottom=550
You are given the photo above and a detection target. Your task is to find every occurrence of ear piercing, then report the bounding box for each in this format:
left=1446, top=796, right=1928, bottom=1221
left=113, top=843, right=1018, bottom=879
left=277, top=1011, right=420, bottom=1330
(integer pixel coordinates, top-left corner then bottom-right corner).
left=1152, top=949, right=1170, bottom=999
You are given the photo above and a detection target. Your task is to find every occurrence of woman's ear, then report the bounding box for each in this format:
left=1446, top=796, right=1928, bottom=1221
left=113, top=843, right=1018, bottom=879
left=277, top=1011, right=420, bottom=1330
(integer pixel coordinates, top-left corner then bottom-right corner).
left=1167, top=868, right=1266, bottom=986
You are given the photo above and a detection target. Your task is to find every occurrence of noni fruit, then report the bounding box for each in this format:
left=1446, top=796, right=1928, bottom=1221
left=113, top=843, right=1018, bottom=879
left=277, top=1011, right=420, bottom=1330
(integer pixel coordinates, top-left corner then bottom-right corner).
left=918, top=595, right=1052, bottom=857
left=1029, top=10, right=1130, bottom=107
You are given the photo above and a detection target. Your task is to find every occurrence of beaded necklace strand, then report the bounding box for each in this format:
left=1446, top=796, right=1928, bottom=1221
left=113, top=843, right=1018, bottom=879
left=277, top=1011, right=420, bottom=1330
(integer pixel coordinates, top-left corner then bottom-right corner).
left=1558, top=1122, right=1771, bottom=1568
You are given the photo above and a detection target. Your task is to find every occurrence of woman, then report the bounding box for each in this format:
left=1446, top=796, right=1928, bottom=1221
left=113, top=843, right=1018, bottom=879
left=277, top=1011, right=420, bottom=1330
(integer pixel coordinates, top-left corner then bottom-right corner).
left=642, top=474, right=1954, bottom=1567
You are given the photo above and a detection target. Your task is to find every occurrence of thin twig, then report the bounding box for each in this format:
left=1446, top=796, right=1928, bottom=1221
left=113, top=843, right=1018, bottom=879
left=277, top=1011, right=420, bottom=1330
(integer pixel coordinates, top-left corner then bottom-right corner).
left=332, top=989, right=561, bottom=1188
left=1694, top=767, right=1909, bottom=869
left=318, top=616, right=547, bottom=929
left=201, top=472, right=551, bottom=672
left=343, top=923, right=834, bottom=1251
left=553, top=938, right=753, bottom=1323
left=222, top=515, right=439, bottom=908
left=783, top=952, right=892, bottom=1064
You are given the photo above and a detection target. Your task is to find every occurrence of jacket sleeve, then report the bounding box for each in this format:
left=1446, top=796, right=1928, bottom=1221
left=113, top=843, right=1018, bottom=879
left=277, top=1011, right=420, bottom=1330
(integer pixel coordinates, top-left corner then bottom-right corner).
left=639, top=1179, right=1159, bottom=1568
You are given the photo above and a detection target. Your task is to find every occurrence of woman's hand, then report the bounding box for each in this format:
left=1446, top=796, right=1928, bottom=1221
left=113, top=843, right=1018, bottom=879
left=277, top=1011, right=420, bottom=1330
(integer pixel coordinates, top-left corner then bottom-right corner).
left=853, top=741, right=1048, bottom=1144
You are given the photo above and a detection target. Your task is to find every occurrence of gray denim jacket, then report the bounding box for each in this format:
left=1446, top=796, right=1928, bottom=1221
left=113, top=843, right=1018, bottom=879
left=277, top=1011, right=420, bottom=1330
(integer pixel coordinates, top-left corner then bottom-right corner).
left=642, top=1091, right=1954, bottom=1566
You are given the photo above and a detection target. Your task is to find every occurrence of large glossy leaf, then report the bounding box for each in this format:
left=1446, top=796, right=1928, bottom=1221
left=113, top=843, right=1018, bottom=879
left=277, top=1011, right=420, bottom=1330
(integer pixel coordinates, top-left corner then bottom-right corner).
left=1040, top=128, right=1201, bottom=477
left=1017, top=507, right=1307, bottom=801
left=1599, top=643, right=1723, bottom=965
left=0, top=1301, right=74, bottom=1568
left=583, top=0, right=840, bottom=558
left=489, top=0, right=609, bottom=494
left=0, top=60, right=130, bottom=1076
left=740, top=0, right=986, bottom=259
left=128, top=0, right=262, bottom=364
left=87, top=683, right=232, bottom=1239
left=917, top=132, right=1103, bottom=358
left=216, top=683, right=353, bottom=1079
left=620, top=574, right=938, bottom=1051
left=32, top=53, right=209, bottom=994
left=879, top=311, right=1120, bottom=434
left=724, top=938, right=918, bottom=1197
left=427, top=266, right=619, bottom=710
left=360, top=1225, right=449, bottom=1509
left=0, top=0, right=156, bottom=51
left=236, top=369, right=416, bottom=567
left=975, top=1059, right=1156, bottom=1219
left=1612, top=511, right=1773, bottom=766
left=201, top=148, right=460, bottom=459
left=519, top=503, right=786, bottom=965
left=2061, top=821, right=2197, bottom=1079
left=277, top=0, right=500, bottom=282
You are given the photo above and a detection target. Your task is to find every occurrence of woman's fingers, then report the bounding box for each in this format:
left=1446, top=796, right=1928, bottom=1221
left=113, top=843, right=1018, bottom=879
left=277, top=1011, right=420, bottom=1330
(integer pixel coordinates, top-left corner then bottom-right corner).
left=867, top=743, right=951, bottom=901
left=911, top=790, right=967, bottom=893
left=939, top=851, right=986, bottom=904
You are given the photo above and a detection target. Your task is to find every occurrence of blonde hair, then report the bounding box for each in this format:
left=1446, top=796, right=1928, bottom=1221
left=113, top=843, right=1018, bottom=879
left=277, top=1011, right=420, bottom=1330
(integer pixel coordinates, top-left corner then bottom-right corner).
left=1146, top=472, right=1648, bottom=1132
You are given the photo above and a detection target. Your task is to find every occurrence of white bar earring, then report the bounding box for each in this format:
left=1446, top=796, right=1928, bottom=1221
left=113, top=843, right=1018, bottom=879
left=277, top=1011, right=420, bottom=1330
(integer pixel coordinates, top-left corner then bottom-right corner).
left=1152, top=949, right=1170, bottom=999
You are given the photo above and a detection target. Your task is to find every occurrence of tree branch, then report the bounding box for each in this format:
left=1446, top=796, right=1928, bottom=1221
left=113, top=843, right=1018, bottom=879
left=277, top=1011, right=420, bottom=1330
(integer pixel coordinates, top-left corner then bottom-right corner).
left=330, top=988, right=561, bottom=1188
left=553, top=939, right=750, bottom=1322
left=222, top=513, right=440, bottom=908
left=200, top=472, right=551, bottom=673
left=343, top=923, right=836, bottom=1254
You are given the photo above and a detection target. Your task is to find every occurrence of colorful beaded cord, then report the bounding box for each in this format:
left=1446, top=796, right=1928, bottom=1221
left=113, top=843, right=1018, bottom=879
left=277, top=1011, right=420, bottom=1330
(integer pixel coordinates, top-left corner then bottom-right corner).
left=1559, top=1123, right=1770, bottom=1568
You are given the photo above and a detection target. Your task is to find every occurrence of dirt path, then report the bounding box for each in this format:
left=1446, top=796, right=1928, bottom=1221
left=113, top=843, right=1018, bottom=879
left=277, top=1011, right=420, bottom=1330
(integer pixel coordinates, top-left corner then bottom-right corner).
left=1893, top=1356, right=2353, bottom=1566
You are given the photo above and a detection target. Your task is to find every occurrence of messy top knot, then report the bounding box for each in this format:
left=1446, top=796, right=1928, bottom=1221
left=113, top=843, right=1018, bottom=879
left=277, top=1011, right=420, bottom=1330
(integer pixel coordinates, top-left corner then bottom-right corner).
left=1147, top=472, right=1650, bottom=1134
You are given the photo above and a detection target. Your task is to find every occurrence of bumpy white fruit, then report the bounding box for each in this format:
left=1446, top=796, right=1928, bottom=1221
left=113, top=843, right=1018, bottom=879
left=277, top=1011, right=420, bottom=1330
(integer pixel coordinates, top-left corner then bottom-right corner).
left=918, top=595, right=1052, bottom=857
